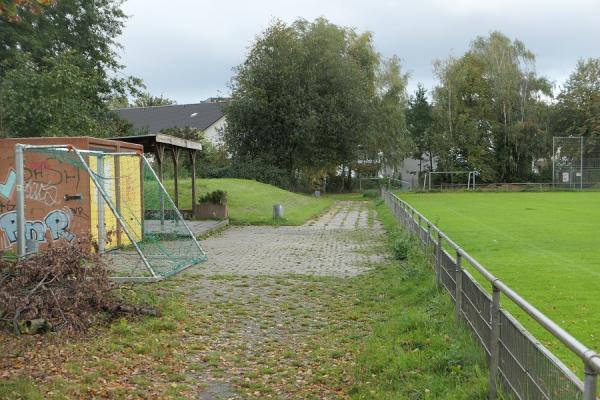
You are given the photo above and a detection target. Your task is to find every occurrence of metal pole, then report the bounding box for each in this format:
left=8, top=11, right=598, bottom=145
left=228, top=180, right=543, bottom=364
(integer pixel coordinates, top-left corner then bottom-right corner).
left=140, top=154, right=206, bottom=256
left=584, top=363, right=597, bottom=400
left=97, top=156, right=106, bottom=254
left=489, top=285, right=501, bottom=399
left=455, top=251, right=463, bottom=321
left=436, top=232, right=442, bottom=288
left=15, top=144, right=26, bottom=258
left=581, top=136, right=584, bottom=190
left=552, top=137, right=555, bottom=189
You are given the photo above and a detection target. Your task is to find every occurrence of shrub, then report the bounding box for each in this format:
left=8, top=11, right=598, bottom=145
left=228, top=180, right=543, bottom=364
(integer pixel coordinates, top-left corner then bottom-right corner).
left=392, top=233, right=411, bottom=260
left=199, top=190, right=227, bottom=205
left=362, top=189, right=379, bottom=198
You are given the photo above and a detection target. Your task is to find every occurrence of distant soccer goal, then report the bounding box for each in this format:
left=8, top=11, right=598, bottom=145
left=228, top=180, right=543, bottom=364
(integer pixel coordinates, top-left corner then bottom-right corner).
left=13, top=144, right=206, bottom=282
left=423, top=171, right=479, bottom=191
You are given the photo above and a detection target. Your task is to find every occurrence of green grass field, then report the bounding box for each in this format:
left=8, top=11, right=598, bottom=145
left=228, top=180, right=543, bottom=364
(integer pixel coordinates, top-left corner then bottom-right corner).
left=151, top=178, right=334, bottom=225
left=399, top=192, right=600, bottom=373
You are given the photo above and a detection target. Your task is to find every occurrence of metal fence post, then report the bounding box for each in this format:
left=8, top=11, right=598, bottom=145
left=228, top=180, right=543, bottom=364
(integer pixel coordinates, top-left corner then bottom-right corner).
left=15, top=144, right=26, bottom=258
left=455, top=251, right=463, bottom=320
left=489, top=285, right=501, bottom=399
left=96, top=155, right=106, bottom=254
left=583, top=363, right=597, bottom=400
left=426, top=222, right=431, bottom=247
left=436, top=232, right=442, bottom=288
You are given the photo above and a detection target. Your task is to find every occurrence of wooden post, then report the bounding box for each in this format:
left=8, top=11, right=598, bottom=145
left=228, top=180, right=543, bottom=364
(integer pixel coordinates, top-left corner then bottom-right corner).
left=155, top=144, right=165, bottom=228
left=189, top=149, right=197, bottom=215
left=171, top=147, right=180, bottom=208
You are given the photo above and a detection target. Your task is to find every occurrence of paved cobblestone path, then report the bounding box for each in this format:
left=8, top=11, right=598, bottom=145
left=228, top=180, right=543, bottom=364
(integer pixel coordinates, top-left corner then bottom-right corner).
left=178, top=201, right=387, bottom=399
left=190, top=201, right=383, bottom=278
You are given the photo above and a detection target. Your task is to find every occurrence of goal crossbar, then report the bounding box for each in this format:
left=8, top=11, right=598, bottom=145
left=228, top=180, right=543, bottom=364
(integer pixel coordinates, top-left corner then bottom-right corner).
left=423, top=171, right=479, bottom=190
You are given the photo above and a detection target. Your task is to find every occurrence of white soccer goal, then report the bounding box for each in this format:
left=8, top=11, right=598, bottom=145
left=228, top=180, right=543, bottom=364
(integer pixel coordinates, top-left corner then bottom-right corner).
left=423, top=171, right=479, bottom=191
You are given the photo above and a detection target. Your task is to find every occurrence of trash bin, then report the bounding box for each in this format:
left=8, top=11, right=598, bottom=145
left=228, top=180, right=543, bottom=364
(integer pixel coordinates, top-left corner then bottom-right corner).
left=273, top=204, right=284, bottom=219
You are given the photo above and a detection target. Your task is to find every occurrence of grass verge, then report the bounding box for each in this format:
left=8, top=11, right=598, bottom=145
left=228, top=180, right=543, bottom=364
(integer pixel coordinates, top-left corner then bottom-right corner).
left=147, top=178, right=335, bottom=225
left=348, top=199, right=489, bottom=399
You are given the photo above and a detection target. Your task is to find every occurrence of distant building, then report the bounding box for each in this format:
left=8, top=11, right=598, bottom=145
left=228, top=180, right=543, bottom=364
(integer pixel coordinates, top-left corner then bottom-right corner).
left=114, top=101, right=227, bottom=145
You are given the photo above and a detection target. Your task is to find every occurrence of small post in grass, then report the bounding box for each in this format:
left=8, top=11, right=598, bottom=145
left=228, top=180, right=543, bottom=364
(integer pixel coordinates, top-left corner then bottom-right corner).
left=273, top=204, right=284, bottom=220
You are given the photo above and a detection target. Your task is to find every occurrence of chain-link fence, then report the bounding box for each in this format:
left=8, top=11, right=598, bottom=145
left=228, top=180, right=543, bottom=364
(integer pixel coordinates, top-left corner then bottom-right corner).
left=383, top=189, right=600, bottom=399
left=553, top=136, right=600, bottom=189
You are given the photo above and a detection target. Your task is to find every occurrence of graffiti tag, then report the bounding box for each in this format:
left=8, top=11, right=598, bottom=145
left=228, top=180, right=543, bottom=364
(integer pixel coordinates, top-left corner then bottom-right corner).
left=24, top=158, right=80, bottom=187
left=0, top=169, right=16, bottom=200
left=0, top=209, right=75, bottom=249
left=24, top=180, right=59, bottom=206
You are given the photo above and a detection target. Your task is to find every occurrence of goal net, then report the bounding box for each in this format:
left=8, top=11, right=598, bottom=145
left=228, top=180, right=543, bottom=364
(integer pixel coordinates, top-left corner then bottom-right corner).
left=423, top=171, right=478, bottom=190
left=15, top=144, right=206, bottom=282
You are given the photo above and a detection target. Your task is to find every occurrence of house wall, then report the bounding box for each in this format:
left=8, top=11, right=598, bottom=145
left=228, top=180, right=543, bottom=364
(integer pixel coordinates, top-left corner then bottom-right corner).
left=203, top=116, right=227, bottom=146
left=382, top=156, right=438, bottom=189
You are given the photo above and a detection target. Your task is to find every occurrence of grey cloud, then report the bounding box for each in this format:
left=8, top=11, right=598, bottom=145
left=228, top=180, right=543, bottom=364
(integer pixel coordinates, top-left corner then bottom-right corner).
left=118, top=0, right=600, bottom=103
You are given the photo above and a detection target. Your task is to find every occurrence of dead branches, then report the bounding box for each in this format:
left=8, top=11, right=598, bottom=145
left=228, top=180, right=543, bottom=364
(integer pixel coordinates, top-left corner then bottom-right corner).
left=0, top=237, right=156, bottom=335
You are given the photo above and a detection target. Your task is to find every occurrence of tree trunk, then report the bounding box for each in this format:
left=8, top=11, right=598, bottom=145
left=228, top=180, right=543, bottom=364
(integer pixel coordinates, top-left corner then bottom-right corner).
left=345, top=165, right=352, bottom=192
left=428, top=151, right=434, bottom=172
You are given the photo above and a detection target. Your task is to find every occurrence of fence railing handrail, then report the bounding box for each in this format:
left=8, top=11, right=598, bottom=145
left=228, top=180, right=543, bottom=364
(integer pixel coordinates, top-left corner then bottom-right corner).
left=385, top=189, right=600, bottom=375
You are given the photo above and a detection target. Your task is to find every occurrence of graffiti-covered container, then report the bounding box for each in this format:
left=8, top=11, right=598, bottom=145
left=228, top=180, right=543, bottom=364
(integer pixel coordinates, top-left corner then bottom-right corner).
left=0, top=137, right=143, bottom=253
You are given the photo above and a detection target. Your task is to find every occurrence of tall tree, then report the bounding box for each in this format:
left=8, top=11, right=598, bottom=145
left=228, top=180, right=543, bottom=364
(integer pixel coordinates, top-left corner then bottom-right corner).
left=132, top=92, right=175, bottom=108
left=225, top=18, right=409, bottom=188
left=366, top=56, right=412, bottom=174
left=406, top=84, right=434, bottom=171
left=0, top=0, right=55, bottom=22
left=0, top=0, right=140, bottom=137
left=431, top=32, right=551, bottom=181
left=552, top=58, right=600, bottom=137
left=0, top=52, right=127, bottom=137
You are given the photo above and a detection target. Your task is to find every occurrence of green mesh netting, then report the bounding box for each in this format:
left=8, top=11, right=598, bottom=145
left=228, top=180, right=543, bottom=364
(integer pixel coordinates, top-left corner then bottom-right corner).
left=22, top=146, right=206, bottom=281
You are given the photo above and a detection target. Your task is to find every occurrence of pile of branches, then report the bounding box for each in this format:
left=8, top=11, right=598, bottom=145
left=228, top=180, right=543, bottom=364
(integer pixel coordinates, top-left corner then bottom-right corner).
left=0, top=238, right=156, bottom=335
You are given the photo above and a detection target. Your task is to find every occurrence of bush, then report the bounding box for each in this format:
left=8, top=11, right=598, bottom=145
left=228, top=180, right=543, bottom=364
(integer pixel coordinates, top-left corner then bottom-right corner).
left=199, top=190, right=227, bottom=205
left=362, top=189, right=379, bottom=198
left=392, top=233, right=411, bottom=260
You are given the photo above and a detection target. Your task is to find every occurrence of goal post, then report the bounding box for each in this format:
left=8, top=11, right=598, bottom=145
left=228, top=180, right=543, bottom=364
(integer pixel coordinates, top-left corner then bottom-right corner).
left=423, top=171, right=479, bottom=191
left=13, top=143, right=207, bottom=282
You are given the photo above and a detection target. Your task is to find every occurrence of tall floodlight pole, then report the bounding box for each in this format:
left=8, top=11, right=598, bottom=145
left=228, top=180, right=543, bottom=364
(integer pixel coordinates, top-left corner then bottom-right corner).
left=552, top=137, right=555, bottom=189
left=580, top=136, right=584, bottom=190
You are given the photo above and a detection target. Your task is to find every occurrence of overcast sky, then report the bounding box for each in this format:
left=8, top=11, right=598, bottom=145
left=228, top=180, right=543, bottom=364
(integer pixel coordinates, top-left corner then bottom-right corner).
left=118, top=0, right=600, bottom=104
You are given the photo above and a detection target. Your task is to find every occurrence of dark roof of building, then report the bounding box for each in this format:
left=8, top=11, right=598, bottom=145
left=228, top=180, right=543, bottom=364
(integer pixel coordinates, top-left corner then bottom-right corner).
left=113, top=102, right=225, bottom=134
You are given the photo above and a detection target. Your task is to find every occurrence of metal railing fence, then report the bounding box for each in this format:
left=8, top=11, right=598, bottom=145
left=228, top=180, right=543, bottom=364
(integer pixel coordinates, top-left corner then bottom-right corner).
left=382, top=189, right=600, bottom=400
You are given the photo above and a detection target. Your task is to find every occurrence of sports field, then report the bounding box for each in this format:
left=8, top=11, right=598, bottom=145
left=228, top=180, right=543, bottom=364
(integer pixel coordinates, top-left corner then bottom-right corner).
left=399, top=192, right=600, bottom=372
